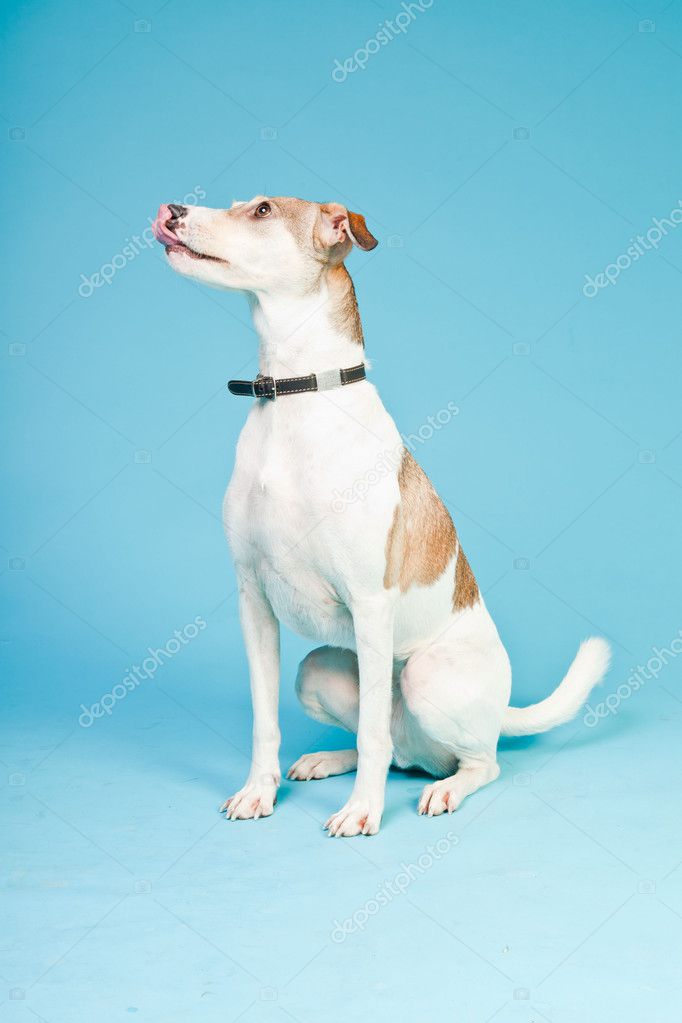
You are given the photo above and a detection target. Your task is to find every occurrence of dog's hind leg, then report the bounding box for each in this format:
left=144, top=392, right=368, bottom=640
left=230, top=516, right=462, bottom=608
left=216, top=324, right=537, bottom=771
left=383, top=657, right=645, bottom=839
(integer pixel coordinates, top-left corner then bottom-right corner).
left=288, top=646, right=360, bottom=780
left=287, top=749, right=358, bottom=780
left=295, top=646, right=360, bottom=730
left=399, top=633, right=510, bottom=816
left=417, top=759, right=500, bottom=815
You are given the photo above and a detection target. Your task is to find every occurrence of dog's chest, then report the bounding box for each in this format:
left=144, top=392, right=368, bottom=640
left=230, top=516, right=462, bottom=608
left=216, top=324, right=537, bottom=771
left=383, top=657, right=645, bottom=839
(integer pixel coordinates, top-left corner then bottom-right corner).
left=224, top=408, right=360, bottom=644
left=226, top=414, right=330, bottom=549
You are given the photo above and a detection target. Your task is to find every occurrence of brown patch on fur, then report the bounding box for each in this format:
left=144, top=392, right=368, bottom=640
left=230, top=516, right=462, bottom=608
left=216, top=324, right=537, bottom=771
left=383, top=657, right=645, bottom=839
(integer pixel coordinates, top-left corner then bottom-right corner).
left=384, top=451, right=456, bottom=590
left=327, top=264, right=364, bottom=345
left=453, top=545, right=479, bottom=611
left=384, top=450, right=480, bottom=611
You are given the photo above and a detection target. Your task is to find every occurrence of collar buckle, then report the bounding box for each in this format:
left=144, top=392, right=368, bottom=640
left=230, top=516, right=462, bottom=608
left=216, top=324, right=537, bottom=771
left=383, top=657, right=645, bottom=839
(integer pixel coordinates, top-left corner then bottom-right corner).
left=253, top=374, right=276, bottom=400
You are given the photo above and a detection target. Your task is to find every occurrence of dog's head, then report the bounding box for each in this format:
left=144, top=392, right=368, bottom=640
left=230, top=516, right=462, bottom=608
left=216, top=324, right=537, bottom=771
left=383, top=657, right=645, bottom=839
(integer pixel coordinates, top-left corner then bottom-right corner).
left=152, top=196, right=377, bottom=294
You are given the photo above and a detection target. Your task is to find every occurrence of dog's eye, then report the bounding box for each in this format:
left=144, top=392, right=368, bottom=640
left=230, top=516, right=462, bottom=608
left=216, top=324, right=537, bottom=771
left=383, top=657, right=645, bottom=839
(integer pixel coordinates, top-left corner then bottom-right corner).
left=254, top=202, right=271, bottom=218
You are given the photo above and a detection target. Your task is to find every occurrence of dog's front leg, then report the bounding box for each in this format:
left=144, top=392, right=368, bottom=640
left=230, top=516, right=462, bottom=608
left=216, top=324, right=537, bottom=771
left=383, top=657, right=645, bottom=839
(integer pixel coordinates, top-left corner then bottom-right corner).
left=222, top=577, right=281, bottom=821
left=325, top=597, right=394, bottom=837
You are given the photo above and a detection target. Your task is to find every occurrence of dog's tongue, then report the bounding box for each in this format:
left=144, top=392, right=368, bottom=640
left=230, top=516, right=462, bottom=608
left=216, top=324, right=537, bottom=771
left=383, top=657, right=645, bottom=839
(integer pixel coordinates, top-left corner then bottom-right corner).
left=152, top=204, right=180, bottom=246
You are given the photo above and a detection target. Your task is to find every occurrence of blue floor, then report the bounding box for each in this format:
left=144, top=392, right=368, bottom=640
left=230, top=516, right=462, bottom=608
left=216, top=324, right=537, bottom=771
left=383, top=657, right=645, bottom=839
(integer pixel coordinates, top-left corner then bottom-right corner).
left=3, top=1, right=682, bottom=1020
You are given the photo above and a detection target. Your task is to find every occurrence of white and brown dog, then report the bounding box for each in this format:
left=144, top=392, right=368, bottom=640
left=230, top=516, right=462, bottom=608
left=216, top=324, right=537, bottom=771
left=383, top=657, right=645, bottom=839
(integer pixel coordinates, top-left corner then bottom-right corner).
left=153, top=195, right=611, bottom=837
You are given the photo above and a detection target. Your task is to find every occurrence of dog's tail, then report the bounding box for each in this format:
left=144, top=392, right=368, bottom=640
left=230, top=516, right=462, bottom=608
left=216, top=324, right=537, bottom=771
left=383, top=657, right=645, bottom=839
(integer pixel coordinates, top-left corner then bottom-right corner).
left=500, top=637, right=611, bottom=737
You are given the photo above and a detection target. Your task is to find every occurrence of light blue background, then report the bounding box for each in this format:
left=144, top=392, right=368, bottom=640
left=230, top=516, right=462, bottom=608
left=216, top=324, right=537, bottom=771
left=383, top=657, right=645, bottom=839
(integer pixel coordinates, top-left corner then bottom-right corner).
left=2, top=1, right=682, bottom=1020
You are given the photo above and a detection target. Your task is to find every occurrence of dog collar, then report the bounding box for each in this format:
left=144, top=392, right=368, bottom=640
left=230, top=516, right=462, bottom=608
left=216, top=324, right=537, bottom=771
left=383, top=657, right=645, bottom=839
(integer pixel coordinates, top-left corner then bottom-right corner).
left=227, top=363, right=366, bottom=401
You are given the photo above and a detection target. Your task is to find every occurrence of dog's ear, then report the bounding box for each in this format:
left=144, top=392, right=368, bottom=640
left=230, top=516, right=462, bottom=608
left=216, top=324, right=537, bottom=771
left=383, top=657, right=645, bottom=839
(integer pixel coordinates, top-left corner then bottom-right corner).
left=347, top=210, right=379, bottom=250
left=317, top=203, right=378, bottom=252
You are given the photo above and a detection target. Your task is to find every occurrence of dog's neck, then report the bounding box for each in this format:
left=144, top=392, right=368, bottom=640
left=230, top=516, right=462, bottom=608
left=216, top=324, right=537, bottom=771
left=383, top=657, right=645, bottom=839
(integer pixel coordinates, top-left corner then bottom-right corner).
left=250, top=264, right=364, bottom=378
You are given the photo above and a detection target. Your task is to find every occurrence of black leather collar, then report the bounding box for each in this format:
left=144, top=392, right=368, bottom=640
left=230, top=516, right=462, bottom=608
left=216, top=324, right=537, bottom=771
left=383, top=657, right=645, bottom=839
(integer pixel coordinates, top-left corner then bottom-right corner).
left=227, top=363, right=366, bottom=401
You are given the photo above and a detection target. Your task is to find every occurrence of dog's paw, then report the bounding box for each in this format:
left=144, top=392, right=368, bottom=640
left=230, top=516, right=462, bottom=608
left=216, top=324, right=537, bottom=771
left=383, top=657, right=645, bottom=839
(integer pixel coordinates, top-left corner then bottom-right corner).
left=220, top=777, right=278, bottom=821
left=418, top=779, right=461, bottom=816
left=324, top=800, right=382, bottom=837
left=287, top=749, right=357, bottom=781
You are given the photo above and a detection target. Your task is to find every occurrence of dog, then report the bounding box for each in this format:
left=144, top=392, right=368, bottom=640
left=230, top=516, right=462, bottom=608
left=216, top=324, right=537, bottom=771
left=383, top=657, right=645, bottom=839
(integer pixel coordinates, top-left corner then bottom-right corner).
left=152, top=195, right=611, bottom=837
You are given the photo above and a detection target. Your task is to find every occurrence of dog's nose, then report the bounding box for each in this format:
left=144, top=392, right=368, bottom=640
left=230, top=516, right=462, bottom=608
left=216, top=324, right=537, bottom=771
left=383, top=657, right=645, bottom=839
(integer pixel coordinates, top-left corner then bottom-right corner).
left=167, top=204, right=187, bottom=221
